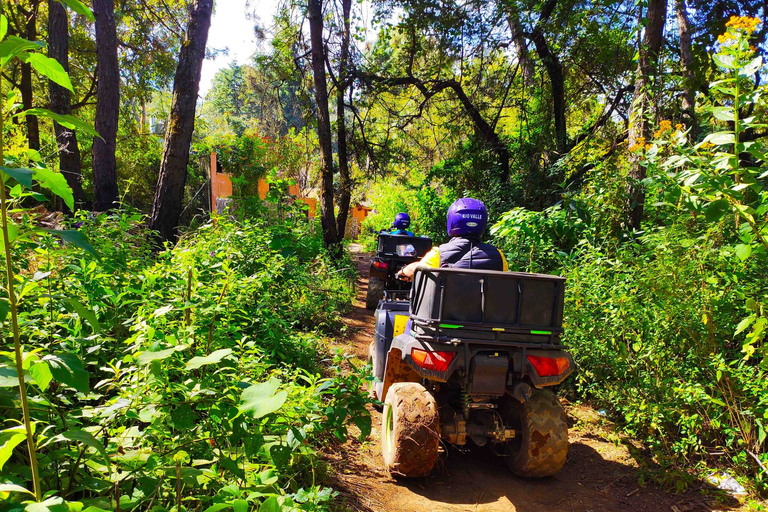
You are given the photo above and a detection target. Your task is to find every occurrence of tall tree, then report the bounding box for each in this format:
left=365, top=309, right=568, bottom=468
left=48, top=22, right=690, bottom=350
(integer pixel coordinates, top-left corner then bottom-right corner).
left=92, top=0, right=120, bottom=210
left=504, top=2, right=534, bottom=89
left=626, top=0, right=667, bottom=230
left=308, top=0, right=341, bottom=250
left=675, top=0, right=696, bottom=132
left=48, top=0, right=85, bottom=209
left=149, top=0, right=213, bottom=242
left=334, top=0, right=353, bottom=239
left=15, top=1, right=40, bottom=150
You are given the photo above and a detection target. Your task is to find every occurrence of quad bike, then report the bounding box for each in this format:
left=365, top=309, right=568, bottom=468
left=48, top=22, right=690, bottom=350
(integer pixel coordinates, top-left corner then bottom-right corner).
left=365, top=232, right=432, bottom=310
left=369, top=267, right=574, bottom=478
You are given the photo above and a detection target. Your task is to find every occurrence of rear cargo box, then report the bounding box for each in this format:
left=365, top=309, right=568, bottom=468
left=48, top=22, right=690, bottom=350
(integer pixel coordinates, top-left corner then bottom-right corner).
left=377, top=233, right=432, bottom=258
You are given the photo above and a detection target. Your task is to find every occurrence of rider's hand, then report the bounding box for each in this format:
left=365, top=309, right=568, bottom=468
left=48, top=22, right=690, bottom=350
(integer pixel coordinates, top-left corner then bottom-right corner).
left=396, top=270, right=412, bottom=282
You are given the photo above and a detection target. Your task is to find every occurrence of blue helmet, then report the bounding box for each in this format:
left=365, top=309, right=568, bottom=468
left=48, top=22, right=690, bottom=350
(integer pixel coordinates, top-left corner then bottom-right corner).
left=447, top=198, right=487, bottom=237
left=394, top=212, right=411, bottom=230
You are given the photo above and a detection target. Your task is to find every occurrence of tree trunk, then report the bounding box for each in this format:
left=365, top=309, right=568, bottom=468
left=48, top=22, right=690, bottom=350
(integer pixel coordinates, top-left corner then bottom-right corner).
left=627, top=0, right=667, bottom=230
left=528, top=0, right=567, bottom=154
left=149, top=0, right=213, bottom=242
left=675, top=0, right=696, bottom=132
left=48, top=0, right=85, bottom=210
left=92, top=0, right=120, bottom=210
left=17, top=2, right=40, bottom=150
left=505, top=3, right=534, bottom=89
left=335, top=0, right=353, bottom=239
left=308, top=0, right=340, bottom=251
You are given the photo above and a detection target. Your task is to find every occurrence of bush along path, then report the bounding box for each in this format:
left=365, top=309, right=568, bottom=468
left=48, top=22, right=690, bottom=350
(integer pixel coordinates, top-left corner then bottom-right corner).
left=0, top=194, right=374, bottom=512
left=328, top=247, right=759, bottom=512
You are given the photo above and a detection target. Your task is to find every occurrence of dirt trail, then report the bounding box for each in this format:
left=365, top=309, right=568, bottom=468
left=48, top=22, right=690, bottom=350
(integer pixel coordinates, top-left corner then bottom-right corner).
left=329, top=245, right=747, bottom=512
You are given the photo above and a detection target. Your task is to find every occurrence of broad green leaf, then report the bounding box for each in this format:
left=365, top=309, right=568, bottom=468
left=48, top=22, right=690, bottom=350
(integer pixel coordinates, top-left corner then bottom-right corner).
left=0, top=15, right=7, bottom=40
left=32, top=167, right=74, bottom=210
left=258, top=497, right=281, bottom=512
left=19, top=109, right=99, bottom=138
left=63, top=298, right=102, bottom=333
left=153, top=305, right=173, bottom=317
left=704, top=199, right=730, bottom=222
left=46, top=353, right=89, bottom=393
left=703, top=132, right=735, bottom=146
left=0, top=483, right=34, bottom=496
left=21, top=53, right=73, bottom=92
left=185, top=348, right=233, bottom=370
left=0, top=222, right=19, bottom=252
left=740, top=56, right=763, bottom=77
left=239, top=378, right=287, bottom=419
left=0, top=298, right=9, bottom=323
left=0, top=36, right=42, bottom=67
left=233, top=499, right=248, bottom=512
left=0, top=366, right=18, bottom=387
left=136, top=345, right=187, bottom=366
left=46, top=230, right=98, bottom=257
left=25, top=496, right=69, bottom=512
left=30, top=361, right=53, bottom=391
left=56, top=429, right=110, bottom=467
left=57, top=0, right=95, bottom=21
left=710, top=107, right=734, bottom=122
left=713, top=53, right=736, bottom=70
left=0, top=426, right=26, bottom=471
left=735, top=316, right=754, bottom=335
left=0, top=166, right=34, bottom=187
left=203, top=505, right=232, bottom=512
left=734, top=244, right=752, bottom=261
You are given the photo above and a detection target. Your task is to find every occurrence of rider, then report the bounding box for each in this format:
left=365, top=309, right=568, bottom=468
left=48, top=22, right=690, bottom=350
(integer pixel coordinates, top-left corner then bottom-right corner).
left=388, top=212, right=415, bottom=236
left=398, top=198, right=508, bottom=279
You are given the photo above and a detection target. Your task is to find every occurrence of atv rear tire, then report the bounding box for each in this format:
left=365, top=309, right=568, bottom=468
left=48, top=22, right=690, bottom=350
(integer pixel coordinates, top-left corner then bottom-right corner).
left=502, top=389, right=568, bottom=477
left=382, top=382, right=439, bottom=477
left=366, top=277, right=384, bottom=310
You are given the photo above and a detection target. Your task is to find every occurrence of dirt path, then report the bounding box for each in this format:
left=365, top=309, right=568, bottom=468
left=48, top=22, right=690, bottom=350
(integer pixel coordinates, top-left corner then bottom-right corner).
left=328, top=245, right=747, bottom=512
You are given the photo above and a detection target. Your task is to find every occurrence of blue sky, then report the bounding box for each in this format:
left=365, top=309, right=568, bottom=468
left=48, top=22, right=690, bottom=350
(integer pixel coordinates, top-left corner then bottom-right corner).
left=199, top=0, right=280, bottom=97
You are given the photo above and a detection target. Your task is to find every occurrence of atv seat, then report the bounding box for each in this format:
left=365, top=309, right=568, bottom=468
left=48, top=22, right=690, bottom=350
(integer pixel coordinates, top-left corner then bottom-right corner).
left=409, top=267, right=565, bottom=343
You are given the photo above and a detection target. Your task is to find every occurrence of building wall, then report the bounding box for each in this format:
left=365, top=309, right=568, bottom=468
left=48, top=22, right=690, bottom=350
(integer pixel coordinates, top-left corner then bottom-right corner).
left=209, top=153, right=232, bottom=212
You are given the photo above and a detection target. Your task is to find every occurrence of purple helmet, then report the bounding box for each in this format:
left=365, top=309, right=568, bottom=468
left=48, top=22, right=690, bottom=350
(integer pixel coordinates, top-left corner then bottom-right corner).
left=447, top=198, right=487, bottom=237
left=394, top=212, right=411, bottom=230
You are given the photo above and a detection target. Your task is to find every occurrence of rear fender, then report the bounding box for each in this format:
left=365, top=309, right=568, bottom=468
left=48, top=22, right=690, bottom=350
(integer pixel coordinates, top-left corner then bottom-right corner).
left=389, top=334, right=462, bottom=383
left=513, top=349, right=575, bottom=387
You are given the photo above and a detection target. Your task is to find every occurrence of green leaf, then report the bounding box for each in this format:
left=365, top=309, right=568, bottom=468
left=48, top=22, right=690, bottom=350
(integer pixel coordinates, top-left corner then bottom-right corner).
left=0, top=366, right=18, bottom=387
left=30, top=361, right=53, bottom=391
left=57, top=0, right=95, bottom=21
left=19, top=109, right=99, bottom=138
left=31, top=167, right=74, bottom=210
left=46, top=229, right=98, bottom=257
left=0, top=166, right=34, bottom=187
left=0, top=222, right=19, bottom=252
left=25, top=496, right=69, bottom=512
left=185, top=348, right=233, bottom=370
left=713, top=53, right=736, bottom=70
left=0, top=483, right=34, bottom=496
left=56, top=429, right=110, bottom=467
left=704, top=199, right=730, bottom=222
left=233, top=499, right=248, bottom=512
left=703, top=132, right=736, bottom=146
left=46, top=353, right=89, bottom=393
left=0, top=298, right=9, bottom=323
left=136, top=345, right=187, bottom=366
left=734, top=244, right=752, bottom=261
left=710, top=107, right=734, bottom=122
left=735, top=316, right=754, bottom=335
left=0, top=426, right=26, bottom=471
left=740, top=56, right=763, bottom=77
left=21, top=53, right=73, bottom=92
left=0, top=15, right=8, bottom=41
left=63, top=298, right=102, bottom=333
left=0, top=36, right=42, bottom=67
left=203, top=505, right=232, bottom=512
left=239, top=378, right=287, bottom=419
left=258, top=498, right=280, bottom=512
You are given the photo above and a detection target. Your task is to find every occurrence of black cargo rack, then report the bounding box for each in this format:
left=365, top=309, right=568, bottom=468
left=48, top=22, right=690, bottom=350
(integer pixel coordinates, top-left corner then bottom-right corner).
left=409, top=267, right=565, bottom=343
left=376, top=233, right=432, bottom=258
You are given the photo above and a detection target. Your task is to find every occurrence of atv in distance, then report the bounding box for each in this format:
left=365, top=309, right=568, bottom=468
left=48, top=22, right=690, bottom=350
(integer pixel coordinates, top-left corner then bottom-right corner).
left=369, top=267, right=574, bottom=478
left=366, top=232, right=432, bottom=310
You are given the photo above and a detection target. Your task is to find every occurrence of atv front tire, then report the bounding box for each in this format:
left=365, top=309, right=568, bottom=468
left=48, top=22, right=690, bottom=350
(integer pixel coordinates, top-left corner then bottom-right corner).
left=366, top=276, right=384, bottom=310
left=382, top=382, right=439, bottom=477
left=502, top=389, right=568, bottom=477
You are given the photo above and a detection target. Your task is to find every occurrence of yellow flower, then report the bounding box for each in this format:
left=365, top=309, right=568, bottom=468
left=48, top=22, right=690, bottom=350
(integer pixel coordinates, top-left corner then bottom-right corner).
left=675, top=123, right=684, bottom=130
left=700, top=142, right=715, bottom=150
left=645, top=144, right=653, bottom=151
left=725, top=15, right=761, bottom=34
left=659, top=120, right=672, bottom=131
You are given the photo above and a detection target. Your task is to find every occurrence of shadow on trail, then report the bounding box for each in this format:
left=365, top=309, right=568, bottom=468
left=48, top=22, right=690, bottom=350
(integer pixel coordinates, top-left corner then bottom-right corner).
left=398, top=442, right=741, bottom=512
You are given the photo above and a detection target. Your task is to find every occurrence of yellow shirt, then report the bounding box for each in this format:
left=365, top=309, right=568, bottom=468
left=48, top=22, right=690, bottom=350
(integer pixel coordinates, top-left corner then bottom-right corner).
left=418, top=246, right=509, bottom=271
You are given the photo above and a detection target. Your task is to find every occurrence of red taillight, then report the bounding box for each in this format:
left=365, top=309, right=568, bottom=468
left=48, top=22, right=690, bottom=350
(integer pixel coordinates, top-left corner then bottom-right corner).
left=411, top=348, right=455, bottom=372
left=373, top=260, right=389, bottom=270
left=527, top=355, right=570, bottom=377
